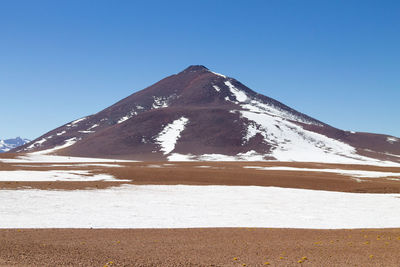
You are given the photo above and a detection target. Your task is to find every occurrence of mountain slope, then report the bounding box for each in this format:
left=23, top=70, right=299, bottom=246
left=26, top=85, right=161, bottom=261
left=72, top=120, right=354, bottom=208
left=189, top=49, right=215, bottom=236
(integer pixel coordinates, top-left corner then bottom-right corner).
left=0, top=137, right=30, bottom=153
left=15, top=66, right=400, bottom=164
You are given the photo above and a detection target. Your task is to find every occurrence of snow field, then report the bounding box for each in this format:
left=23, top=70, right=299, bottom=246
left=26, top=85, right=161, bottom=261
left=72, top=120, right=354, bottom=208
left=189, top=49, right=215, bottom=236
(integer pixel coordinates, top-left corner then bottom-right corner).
left=2, top=184, right=400, bottom=229
left=244, top=166, right=400, bottom=178
left=0, top=170, right=128, bottom=182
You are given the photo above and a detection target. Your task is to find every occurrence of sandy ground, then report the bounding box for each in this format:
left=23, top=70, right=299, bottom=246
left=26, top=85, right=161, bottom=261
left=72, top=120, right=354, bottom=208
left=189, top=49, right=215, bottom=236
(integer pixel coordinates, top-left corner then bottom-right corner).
left=1, top=228, right=400, bottom=266
left=1, top=160, right=400, bottom=193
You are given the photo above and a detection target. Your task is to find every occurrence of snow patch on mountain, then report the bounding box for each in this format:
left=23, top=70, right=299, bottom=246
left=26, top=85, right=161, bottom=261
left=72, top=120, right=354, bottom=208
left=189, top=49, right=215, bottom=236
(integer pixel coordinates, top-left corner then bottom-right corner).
left=243, top=122, right=262, bottom=143
left=26, top=137, right=48, bottom=150
left=209, top=70, right=226, bottom=78
left=71, top=117, right=87, bottom=125
left=241, top=98, right=320, bottom=126
left=152, top=96, right=169, bottom=109
left=387, top=137, right=399, bottom=144
left=31, top=137, right=79, bottom=155
left=225, top=80, right=247, bottom=102
left=88, top=124, right=99, bottom=130
left=118, top=110, right=138, bottom=124
left=56, top=131, right=66, bottom=136
left=212, top=85, right=221, bottom=92
left=156, top=117, right=189, bottom=155
left=240, top=111, right=394, bottom=165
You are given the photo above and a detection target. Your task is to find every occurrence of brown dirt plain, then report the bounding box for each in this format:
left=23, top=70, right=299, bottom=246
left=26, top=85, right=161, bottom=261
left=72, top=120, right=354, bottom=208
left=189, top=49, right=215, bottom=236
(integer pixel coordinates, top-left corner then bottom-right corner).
left=2, top=154, right=400, bottom=266
left=1, top=228, right=400, bottom=266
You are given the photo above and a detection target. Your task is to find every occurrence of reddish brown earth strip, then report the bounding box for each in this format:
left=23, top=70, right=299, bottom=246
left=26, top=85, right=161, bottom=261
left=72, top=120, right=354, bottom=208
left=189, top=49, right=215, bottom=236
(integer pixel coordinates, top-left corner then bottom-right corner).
left=1, top=161, right=400, bottom=193
left=1, top=228, right=400, bottom=266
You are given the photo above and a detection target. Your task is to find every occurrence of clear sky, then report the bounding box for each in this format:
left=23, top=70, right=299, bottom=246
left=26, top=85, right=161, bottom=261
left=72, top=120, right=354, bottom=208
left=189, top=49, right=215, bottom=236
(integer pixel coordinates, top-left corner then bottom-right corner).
left=1, top=0, right=399, bottom=140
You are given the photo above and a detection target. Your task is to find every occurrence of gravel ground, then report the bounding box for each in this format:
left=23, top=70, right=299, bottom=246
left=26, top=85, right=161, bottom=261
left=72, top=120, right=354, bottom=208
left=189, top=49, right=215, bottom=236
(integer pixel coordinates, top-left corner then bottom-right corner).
left=1, top=228, right=400, bottom=266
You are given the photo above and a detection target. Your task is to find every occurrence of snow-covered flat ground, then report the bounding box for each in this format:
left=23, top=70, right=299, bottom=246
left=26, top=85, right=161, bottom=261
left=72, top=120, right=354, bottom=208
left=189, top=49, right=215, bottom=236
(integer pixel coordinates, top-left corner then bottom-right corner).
left=0, top=153, right=134, bottom=163
left=0, top=170, right=128, bottom=182
left=1, top=184, right=400, bottom=229
left=244, top=166, right=400, bottom=178
left=12, top=163, right=123, bottom=168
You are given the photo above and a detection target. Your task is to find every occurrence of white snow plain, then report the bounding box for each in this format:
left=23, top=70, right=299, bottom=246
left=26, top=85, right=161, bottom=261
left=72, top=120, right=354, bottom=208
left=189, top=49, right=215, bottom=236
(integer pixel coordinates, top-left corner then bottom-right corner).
left=0, top=154, right=133, bottom=164
left=0, top=170, right=127, bottom=182
left=243, top=166, right=400, bottom=178
left=12, top=163, right=123, bottom=168
left=2, top=184, right=400, bottom=229
left=155, top=117, right=189, bottom=155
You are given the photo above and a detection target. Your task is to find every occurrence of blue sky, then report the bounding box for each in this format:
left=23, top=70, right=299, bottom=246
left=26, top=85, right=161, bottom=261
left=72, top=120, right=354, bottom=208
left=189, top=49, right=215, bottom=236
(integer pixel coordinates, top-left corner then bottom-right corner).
left=1, top=0, right=399, bottom=140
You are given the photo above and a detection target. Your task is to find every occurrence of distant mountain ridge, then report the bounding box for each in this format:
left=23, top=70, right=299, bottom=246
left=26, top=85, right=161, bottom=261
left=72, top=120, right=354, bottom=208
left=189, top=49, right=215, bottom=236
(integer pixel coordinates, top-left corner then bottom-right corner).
left=14, top=65, right=400, bottom=164
left=0, top=137, right=30, bottom=153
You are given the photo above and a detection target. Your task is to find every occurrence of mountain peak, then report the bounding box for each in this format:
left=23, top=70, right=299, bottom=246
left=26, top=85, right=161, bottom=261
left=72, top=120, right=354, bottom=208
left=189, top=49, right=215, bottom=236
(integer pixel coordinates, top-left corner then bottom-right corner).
left=0, top=137, right=30, bottom=153
left=183, top=65, right=209, bottom=72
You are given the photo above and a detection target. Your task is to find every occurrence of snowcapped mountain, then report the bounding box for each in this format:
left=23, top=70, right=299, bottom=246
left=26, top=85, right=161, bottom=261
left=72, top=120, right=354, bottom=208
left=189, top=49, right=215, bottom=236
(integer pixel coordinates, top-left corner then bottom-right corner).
left=14, top=65, right=400, bottom=164
left=0, top=137, right=30, bottom=153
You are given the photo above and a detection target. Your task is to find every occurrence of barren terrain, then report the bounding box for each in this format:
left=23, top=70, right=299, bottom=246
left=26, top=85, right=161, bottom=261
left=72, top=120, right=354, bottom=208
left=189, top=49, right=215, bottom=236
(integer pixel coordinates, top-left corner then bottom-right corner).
left=1, top=228, right=400, bottom=266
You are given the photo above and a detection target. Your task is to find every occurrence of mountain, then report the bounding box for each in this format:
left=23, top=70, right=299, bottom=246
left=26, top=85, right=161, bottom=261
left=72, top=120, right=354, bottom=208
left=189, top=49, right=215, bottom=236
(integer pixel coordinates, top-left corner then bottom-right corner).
left=1, top=137, right=30, bottom=153
left=14, top=65, right=400, bottom=164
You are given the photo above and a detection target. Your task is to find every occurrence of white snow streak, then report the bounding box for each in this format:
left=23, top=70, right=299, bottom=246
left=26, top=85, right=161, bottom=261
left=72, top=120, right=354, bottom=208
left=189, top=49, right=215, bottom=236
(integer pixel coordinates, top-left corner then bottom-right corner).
left=155, top=117, right=189, bottom=155
left=209, top=70, right=226, bottom=78
left=212, top=85, right=221, bottom=92
left=88, top=124, right=99, bottom=130
left=30, top=137, right=78, bottom=155
left=56, top=131, right=66, bottom=136
left=71, top=117, right=87, bottom=125
left=224, top=80, right=247, bottom=102
left=387, top=137, right=399, bottom=144
left=117, top=111, right=137, bottom=124
left=26, top=138, right=47, bottom=150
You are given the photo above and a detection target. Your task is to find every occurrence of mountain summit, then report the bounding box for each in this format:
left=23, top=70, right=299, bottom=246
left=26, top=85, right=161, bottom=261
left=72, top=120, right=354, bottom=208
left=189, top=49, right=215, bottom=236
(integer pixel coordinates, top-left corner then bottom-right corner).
left=1, top=137, right=30, bottom=153
left=15, top=66, right=400, bottom=164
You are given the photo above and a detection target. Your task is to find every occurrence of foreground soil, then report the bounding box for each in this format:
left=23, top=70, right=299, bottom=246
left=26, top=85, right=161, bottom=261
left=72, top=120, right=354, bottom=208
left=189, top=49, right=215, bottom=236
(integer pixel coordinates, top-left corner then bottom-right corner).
left=1, top=228, right=400, bottom=266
